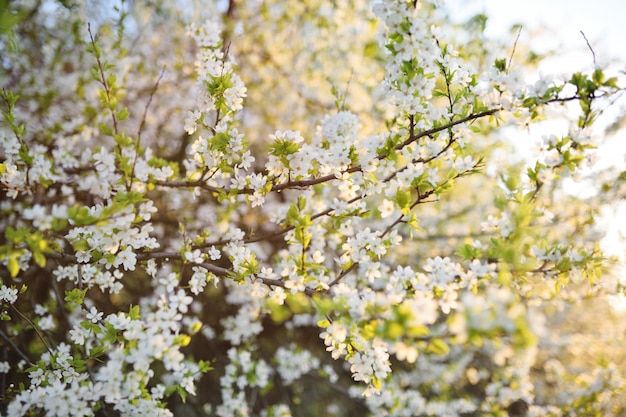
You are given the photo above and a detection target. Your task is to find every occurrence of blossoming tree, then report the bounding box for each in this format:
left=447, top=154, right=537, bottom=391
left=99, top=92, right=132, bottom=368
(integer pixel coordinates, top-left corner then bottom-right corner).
left=1, top=0, right=625, bottom=416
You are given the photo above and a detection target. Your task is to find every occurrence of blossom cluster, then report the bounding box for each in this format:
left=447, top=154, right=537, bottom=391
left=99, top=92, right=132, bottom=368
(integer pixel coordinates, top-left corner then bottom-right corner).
left=1, top=0, right=625, bottom=416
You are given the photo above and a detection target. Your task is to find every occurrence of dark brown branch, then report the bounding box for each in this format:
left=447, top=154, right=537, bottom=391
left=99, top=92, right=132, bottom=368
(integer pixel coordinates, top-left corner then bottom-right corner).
left=132, top=252, right=230, bottom=276
left=326, top=263, right=358, bottom=291
left=154, top=178, right=223, bottom=194
left=155, top=108, right=502, bottom=197
left=226, top=0, right=236, bottom=18
left=399, top=108, right=499, bottom=150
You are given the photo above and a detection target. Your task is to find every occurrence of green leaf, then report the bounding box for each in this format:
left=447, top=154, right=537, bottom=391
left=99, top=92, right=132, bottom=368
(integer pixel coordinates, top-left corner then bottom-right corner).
left=114, top=133, right=134, bottom=147
left=269, top=138, right=299, bottom=157
left=98, top=123, right=113, bottom=137
left=268, top=301, right=291, bottom=324
left=0, top=4, right=28, bottom=35
left=106, top=73, right=117, bottom=88
left=198, top=360, right=213, bottom=373
left=407, top=325, right=430, bottom=338
left=113, top=190, right=144, bottom=205
left=32, top=251, right=46, bottom=268
left=89, top=344, right=107, bottom=358
left=406, top=213, right=420, bottom=231
left=394, top=189, right=411, bottom=214
left=603, top=76, right=618, bottom=88
left=210, top=132, right=230, bottom=153
left=18, top=143, right=33, bottom=165
left=5, top=226, right=26, bottom=243
left=427, top=338, right=450, bottom=355
left=592, top=69, right=604, bottom=85
left=317, top=319, right=331, bottom=328
left=129, top=304, right=140, bottom=320
left=7, top=254, right=19, bottom=277
left=457, top=244, right=475, bottom=260
left=174, top=334, right=191, bottom=347
left=285, top=202, right=299, bottom=225
left=115, top=107, right=129, bottom=121
left=176, top=385, right=188, bottom=403
left=371, top=376, right=382, bottom=392
left=65, top=288, right=87, bottom=307
left=383, top=321, right=404, bottom=339
left=81, top=320, right=103, bottom=334
left=494, top=58, right=507, bottom=72
left=285, top=292, right=312, bottom=314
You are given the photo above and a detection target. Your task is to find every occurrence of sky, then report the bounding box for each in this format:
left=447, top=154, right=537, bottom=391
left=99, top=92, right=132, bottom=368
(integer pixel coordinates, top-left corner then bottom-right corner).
left=446, top=0, right=626, bottom=259
left=447, top=0, right=626, bottom=66
left=463, top=0, right=626, bottom=169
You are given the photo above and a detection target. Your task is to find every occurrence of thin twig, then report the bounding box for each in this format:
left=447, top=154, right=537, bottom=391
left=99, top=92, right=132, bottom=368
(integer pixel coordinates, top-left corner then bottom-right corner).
left=0, top=326, right=32, bottom=364
left=10, top=305, right=53, bottom=355
left=87, top=23, right=119, bottom=137
left=507, top=26, right=523, bottom=73
left=340, top=69, right=354, bottom=111
left=580, top=30, right=597, bottom=68
left=136, top=67, right=166, bottom=146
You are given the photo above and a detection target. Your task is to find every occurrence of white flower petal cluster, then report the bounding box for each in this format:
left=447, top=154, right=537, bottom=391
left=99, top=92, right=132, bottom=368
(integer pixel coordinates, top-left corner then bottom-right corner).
left=1, top=0, right=624, bottom=415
